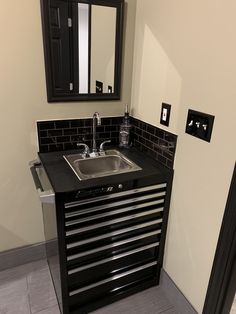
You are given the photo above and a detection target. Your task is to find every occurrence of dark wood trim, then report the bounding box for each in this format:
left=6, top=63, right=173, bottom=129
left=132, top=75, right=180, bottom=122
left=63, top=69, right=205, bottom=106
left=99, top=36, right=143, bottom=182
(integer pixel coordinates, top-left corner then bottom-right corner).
left=40, top=0, right=54, bottom=100
left=114, top=0, right=124, bottom=99
left=203, top=162, right=236, bottom=314
left=40, top=0, right=124, bottom=102
left=88, top=3, right=91, bottom=93
left=72, top=2, right=79, bottom=94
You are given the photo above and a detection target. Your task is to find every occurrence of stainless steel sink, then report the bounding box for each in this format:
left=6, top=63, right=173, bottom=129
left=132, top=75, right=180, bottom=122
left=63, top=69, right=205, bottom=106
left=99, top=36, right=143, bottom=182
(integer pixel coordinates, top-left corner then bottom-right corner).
left=63, top=150, right=142, bottom=180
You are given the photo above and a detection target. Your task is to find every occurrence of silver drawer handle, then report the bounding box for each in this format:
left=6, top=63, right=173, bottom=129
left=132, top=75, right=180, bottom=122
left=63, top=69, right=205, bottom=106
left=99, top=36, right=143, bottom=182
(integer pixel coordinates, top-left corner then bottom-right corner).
left=67, top=218, right=163, bottom=249
left=68, top=242, right=159, bottom=275
left=65, top=183, right=167, bottom=209
left=66, top=199, right=164, bottom=226
left=65, top=191, right=166, bottom=219
left=69, top=261, right=158, bottom=296
left=29, top=160, right=55, bottom=204
left=66, top=207, right=164, bottom=236
left=67, top=229, right=161, bottom=261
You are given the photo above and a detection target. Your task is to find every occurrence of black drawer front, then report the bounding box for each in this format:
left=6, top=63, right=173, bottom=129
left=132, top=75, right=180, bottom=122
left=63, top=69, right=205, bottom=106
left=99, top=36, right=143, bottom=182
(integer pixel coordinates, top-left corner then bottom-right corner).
left=68, top=244, right=158, bottom=288
left=63, top=183, right=167, bottom=311
left=65, top=183, right=167, bottom=215
left=67, top=232, right=160, bottom=269
left=64, top=183, right=166, bottom=254
left=66, top=218, right=162, bottom=262
left=68, top=262, right=158, bottom=310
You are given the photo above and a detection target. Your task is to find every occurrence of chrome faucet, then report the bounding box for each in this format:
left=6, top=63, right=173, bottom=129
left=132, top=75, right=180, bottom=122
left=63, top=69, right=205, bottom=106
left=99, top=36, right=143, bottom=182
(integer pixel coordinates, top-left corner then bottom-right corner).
left=77, top=143, right=90, bottom=158
left=92, top=112, right=101, bottom=154
left=99, top=140, right=111, bottom=156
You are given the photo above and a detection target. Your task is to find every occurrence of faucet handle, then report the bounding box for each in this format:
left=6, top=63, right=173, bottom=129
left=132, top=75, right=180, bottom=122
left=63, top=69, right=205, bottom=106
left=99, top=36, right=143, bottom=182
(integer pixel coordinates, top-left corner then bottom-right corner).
left=99, top=140, right=111, bottom=154
left=77, top=143, right=90, bottom=158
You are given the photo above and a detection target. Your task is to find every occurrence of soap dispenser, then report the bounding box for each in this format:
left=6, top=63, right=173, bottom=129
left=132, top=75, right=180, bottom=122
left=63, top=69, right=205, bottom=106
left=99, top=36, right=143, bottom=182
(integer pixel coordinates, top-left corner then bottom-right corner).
left=119, top=104, right=132, bottom=148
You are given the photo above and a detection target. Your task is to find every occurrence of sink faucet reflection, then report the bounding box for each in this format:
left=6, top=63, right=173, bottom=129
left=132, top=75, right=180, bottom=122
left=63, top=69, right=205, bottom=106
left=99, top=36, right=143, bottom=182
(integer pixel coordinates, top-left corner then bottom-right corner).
left=92, top=112, right=101, bottom=154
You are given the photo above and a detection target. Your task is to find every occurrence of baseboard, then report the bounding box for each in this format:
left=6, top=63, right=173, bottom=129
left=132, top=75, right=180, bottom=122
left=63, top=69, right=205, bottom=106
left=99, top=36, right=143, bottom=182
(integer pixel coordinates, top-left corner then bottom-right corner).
left=0, top=241, right=46, bottom=271
left=160, top=269, right=198, bottom=314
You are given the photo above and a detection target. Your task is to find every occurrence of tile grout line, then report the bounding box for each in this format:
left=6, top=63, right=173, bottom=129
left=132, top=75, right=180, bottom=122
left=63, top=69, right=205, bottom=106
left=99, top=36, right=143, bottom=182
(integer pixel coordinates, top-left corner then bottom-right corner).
left=159, top=306, right=178, bottom=314
left=26, top=272, right=33, bottom=314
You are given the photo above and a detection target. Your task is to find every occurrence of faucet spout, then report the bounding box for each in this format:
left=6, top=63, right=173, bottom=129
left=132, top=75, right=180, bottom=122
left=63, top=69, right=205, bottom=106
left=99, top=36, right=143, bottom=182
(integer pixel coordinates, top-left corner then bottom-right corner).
left=92, top=112, right=101, bottom=153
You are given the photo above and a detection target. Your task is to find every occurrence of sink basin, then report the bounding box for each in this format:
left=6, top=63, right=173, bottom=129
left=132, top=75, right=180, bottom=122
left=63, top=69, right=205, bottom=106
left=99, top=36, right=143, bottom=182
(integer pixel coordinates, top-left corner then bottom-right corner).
left=64, top=150, right=142, bottom=180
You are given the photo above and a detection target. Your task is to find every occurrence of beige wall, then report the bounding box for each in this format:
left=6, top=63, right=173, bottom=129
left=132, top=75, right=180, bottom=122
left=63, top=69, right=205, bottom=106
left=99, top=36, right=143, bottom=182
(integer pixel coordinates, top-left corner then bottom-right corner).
left=0, top=0, right=136, bottom=252
left=131, top=0, right=236, bottom=312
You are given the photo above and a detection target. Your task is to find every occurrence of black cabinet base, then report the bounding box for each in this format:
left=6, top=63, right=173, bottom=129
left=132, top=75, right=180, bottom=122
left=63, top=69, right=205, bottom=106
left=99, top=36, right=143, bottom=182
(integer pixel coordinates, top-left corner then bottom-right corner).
left=37, top=153, right=173, bottom=314
left=70, top=276, right=160, bottom=314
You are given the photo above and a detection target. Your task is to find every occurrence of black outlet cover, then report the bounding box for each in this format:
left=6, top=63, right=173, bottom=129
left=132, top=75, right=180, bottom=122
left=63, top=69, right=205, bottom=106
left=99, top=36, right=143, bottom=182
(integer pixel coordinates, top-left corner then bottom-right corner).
left=96, top=80, right=103, bottom=93
left=160, top=103, right=171, bottom=127
left=185, top=109, right=215, bottom=142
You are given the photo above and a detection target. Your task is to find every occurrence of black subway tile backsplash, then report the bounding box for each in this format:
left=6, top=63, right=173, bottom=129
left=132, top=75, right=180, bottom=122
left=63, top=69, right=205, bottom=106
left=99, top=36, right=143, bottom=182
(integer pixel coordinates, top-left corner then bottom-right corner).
left=71, top=120, right=84, bottom=128
left=131, top=117, right=177, bottom=169
left=48, top=129, right=63, bottom=137
left=39, top=130, right=47, bottom=138
left=38, top=121, right=55, bottom=130
left=37, top=116, right=177, bottom=169
left=55, top=120, right=70, bottom=129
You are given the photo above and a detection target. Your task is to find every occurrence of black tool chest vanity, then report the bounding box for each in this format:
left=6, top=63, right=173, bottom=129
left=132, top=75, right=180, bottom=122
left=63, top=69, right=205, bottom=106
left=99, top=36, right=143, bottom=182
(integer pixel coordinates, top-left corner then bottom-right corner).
left=30, top=148, right=173, bottom=314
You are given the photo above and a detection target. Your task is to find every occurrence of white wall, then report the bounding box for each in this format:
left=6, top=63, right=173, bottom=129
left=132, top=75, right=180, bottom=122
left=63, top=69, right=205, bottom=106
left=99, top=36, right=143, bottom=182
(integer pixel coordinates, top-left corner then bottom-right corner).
left=0, top=0, right=136, bottom=252
left=131, top=0, right=236, bottom=312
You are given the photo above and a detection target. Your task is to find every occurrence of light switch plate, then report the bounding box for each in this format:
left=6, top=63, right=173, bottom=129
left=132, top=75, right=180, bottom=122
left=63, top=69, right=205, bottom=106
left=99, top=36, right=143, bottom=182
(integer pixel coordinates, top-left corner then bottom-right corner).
left=160, top=103, right=171, bottom=126
left=185, top=109, right=215, bottom=142
left=96, top=80, right=103, bottom=93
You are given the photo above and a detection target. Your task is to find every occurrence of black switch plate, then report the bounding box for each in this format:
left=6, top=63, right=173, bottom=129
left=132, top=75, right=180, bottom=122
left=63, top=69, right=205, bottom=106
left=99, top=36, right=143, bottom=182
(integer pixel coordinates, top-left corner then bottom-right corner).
left=185, top=109, right=215, bottom=142
left=96, top=80, right=103, bottom=93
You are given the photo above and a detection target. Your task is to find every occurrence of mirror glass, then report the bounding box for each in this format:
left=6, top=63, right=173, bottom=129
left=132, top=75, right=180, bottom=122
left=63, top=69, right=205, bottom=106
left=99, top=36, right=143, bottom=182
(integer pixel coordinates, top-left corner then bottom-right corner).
left=78, top=4, right=116, bottom=94
left=41, top=0, right=124, bottom=102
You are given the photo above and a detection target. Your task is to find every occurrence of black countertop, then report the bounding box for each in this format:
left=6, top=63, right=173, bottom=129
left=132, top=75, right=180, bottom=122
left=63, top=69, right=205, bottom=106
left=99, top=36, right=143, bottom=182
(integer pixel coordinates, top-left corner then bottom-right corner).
left=38, top=147, right=173, bottom=194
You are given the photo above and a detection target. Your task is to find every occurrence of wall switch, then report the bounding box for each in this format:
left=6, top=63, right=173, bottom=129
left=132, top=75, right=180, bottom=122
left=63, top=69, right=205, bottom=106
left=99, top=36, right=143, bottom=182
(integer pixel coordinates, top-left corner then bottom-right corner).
left=160, top=103, right=171, bottom=126
left=96, top=80, right=103, bottom=93
left=185, top=109, right=215, bottom=142
left=162, top=108, right=168, bottom=121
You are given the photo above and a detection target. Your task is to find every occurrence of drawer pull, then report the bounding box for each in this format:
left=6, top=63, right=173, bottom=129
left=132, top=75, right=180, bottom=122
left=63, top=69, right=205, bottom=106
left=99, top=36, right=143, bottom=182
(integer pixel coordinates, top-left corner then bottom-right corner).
left=68, top=242, right=159, bottom=275
left=67, top=218, right=163, bottom=249
left=65, top=183, right=167, bottom=209
left=67, top=229, right=161, bottom=261
left=69, top=261, right=158, bottom=296
left=66, top=199, right=164, bottom=226
left=65, top=191, right=166, bottom=219
left=66, top=207, right=164, bottom=236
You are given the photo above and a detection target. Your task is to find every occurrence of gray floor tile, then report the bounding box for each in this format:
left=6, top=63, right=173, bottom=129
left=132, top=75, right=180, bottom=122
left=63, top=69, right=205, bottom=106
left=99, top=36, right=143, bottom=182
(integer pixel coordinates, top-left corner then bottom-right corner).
left=92, top=286, right=174, bottom=314
left=0, top=294, right=31, bottom=314
left=34, top=305, right=61, bottom=314
left=160, top=271, right=197, bottom=314
left=27, top=266, right=58, bottom=313
left=0, top=259, right=179, bottom=314
left=0, top=259, right=47, bottom=286
left=161, top=308, right=178, bottom=314
left=0, top=277, right=30, bottom=314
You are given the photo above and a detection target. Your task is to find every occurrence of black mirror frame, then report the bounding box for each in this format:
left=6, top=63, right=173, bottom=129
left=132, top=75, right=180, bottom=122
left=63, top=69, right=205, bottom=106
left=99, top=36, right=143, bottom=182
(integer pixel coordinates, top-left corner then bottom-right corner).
left=40, top=0, right=124, bottom=102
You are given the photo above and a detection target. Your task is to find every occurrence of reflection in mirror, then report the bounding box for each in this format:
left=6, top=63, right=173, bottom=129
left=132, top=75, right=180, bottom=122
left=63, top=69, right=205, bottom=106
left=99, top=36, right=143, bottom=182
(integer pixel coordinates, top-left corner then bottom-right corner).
left=40, top=0, right=124, bottom=102
left=78, top=3, right=89, bottom=94
left=77, top=4, right=117, bottom=95
left=90, top=5, right=116, bottom=94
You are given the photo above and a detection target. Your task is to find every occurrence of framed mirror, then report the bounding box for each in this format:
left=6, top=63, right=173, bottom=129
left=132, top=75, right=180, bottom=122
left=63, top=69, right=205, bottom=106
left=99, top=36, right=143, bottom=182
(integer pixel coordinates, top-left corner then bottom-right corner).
left=40, top=0, right=124, bottom=102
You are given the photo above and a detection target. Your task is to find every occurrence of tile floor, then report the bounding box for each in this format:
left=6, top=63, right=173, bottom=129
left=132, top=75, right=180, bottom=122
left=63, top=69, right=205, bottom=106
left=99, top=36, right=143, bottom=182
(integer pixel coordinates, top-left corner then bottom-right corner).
left=0, top=259, right=178, bottom=314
